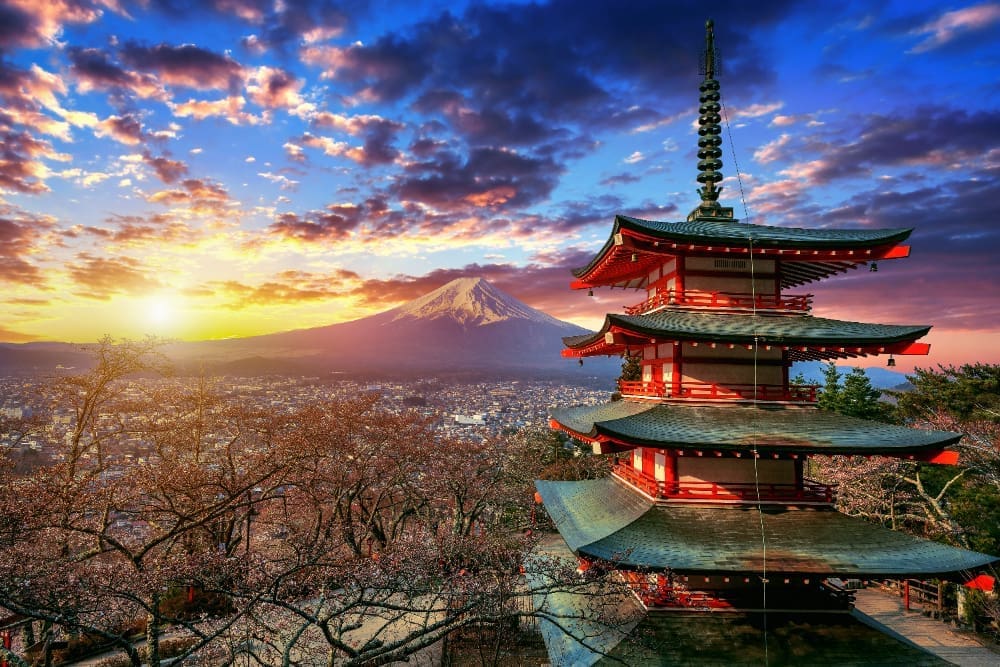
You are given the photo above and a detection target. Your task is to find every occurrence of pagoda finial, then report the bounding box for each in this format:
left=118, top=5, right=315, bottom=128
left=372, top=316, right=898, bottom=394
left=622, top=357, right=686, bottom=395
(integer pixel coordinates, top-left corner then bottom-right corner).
left=688, top=19, right=735, bottom=222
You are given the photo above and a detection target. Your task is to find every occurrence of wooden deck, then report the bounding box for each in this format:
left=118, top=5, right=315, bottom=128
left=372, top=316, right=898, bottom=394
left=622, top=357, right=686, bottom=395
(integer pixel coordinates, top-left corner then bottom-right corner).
left=853, top=587, right=1000, bottom=667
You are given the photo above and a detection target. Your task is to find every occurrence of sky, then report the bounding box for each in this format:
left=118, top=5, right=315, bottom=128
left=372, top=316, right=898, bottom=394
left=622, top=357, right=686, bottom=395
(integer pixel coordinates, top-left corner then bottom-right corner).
left=1, top=0, right=998, bottom=373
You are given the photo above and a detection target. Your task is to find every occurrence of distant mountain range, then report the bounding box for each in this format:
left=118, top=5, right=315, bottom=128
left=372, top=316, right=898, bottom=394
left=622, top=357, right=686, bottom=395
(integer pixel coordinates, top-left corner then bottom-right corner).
left=0, top=277, right=616, bottom=379
left=790, top=361, right=909, bottom=390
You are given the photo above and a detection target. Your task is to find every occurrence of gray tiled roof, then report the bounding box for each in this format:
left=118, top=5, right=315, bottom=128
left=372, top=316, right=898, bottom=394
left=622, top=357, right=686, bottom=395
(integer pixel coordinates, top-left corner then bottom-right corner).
left=535, top=478, right=998, bottom=576
left=549, top=402, right=962, bottom=453
left=573, top=215, right=912, bottom=278
left=564, top=311, right=931, bottom=349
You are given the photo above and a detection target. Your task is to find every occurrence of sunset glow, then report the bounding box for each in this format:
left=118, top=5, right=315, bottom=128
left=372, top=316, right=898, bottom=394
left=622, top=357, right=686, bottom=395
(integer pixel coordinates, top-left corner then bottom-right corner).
left=1, top=0, right=998, bottom=373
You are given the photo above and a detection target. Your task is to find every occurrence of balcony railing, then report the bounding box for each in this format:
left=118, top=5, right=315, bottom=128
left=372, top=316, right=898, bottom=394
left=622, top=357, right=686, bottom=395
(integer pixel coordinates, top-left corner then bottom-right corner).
left=613, top=462, right=837, bottom=504
left=619, top=380, right=819, bottom=403
left=625, top=290, right=812, bottom=315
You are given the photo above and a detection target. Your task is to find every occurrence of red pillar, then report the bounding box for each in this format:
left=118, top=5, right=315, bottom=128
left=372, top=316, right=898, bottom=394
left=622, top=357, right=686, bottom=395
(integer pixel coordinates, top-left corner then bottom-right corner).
left=1, top=629, right=10, bottom=667
left=903, top=579, right=910, bottom=610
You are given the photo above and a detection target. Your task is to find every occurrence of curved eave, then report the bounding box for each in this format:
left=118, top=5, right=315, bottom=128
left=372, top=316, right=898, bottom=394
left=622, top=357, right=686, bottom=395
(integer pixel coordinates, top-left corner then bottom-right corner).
left=536, top=478, right=998, bottom=577
left=571, top=215, right=913, bottom=288
left=562, top=312, right=931, bottom=361
left=548, top=402, right=962, bottom=456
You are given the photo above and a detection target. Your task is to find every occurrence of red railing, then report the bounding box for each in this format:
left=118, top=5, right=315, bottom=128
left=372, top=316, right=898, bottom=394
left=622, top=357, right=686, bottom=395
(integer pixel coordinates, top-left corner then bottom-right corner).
left=618, top=380, right=818, bottom=403
left=625, top=290, right=812, bottom=315
left=612, top=463, right=836, bottom=504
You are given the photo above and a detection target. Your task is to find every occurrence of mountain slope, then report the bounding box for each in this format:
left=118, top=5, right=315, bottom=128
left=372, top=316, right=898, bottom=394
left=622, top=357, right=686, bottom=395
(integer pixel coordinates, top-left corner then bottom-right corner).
left=0, top=277, right=604, bottom=377
left=208, top=276, right=591, bottom=372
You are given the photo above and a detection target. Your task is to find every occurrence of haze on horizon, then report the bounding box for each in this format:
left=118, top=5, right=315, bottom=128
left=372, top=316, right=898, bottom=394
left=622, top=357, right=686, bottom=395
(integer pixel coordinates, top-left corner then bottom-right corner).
left=1, top=0, right=998, bottom=375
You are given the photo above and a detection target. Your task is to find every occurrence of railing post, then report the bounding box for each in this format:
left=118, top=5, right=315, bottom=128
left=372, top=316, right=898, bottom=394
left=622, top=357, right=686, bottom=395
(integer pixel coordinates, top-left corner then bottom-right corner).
left=904, top=579, right=910, bottom=610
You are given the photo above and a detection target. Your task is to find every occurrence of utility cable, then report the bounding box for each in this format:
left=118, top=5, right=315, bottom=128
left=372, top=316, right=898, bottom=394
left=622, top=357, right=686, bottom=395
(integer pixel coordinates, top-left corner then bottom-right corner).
left=722, top=99, right=769, bottom=666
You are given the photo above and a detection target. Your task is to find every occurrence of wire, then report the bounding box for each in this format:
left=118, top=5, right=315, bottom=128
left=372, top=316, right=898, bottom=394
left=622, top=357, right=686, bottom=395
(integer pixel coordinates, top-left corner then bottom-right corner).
left=722, top=98, right=768, bottom=666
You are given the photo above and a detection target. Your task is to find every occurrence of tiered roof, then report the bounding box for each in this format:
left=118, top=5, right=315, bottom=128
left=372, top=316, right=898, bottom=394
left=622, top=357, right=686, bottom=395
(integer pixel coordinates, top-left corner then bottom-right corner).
left=562, top=311, right=931, bottom=361
left=549, top=402, right=961, bottom=457
left=571, top=215, right=913, bottom=290
left=537, top=478, right=997, bottom=576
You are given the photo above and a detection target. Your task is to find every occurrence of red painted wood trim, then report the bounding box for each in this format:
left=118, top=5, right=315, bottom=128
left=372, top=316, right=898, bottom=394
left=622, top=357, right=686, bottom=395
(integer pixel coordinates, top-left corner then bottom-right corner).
left=914, top=450, right=960, bottom=465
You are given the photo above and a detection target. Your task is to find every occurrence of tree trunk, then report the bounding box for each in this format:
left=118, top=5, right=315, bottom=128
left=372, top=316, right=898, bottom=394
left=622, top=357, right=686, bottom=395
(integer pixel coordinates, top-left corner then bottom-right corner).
left=146, top=591, right=161, bottom=667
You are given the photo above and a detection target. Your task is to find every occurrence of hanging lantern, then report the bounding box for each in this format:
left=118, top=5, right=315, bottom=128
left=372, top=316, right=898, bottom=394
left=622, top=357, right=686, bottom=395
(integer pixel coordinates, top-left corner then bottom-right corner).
left=870, top=261, right=878, bottom=272
left=887, top=355, right=896, bottom=367
left=588, top=288, right=594, bottom=297
left=631, top=252, right=638, bottom=262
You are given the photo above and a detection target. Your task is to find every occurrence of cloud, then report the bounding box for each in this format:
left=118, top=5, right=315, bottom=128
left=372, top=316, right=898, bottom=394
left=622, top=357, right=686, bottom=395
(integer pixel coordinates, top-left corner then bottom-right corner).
left=66, top=253, right=164, bottom=300
left=95, top=113, right=144, bottom=145
left=265, top=203, right=365, bottom=242
left=788, top=107, right=1000, bottom=185
left=909, top=3, right=1000, bottom=53
left=119, top=41, right=245, bottom=91
left=142, top=151, right=188, bottom=183
left=68, top=46, right=166, bottom=100
left=0, top=125, right=70, bottom=194
left=145, top=178, right=232, bottom=215
left=257, top=171, right=299, bottom=190
left=300, top=37, right=431, bottom=102
left=210, top=268, right=360, bottom=309
left=0, top=212, right=55, bottom=284
left=210, top=0, right=348, bottom=49
left=167, top=95, right=265, bottom=125
left=0, top=0, right=113, bottom=51
left=246, top=65, right=306, bottom=110
left=753, top=133, right=791, bottom=164
left=395, top=146, right=562, bottom=212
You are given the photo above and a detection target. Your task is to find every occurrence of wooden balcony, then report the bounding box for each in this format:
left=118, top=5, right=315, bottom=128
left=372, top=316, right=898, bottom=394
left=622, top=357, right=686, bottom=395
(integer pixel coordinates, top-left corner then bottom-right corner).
left=613, top=462, right=837, bottom=504
left=619, top=380, right=819, bottom=403
left=624, top=290, right=812, bottom=315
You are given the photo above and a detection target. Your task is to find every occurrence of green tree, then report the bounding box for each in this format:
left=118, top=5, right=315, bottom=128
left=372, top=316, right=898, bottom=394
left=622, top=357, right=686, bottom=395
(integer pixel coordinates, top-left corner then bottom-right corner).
left=816, top=363, right=894, bottom=422
left=619, top=354, right=641, bottom=382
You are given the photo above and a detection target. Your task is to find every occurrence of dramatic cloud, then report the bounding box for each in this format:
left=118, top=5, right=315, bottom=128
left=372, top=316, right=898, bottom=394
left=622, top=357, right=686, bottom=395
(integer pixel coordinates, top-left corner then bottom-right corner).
left=909, top=3, right=1000, bottom=53
left=246, top=65, right=306, bottom=110
left=395, top=146, right=562, bottom=211
left=0, top=214, right=53, bottom=284
left=67, top=253, right=164, bottom=299
left=212, top=268, right=360, bottom=309
left=266, top=203, right=365, bottom=242
left=167, top=95, right=265, bottom=125
left=788, top=107, right=1000, bottom=185
left=142, top=152, right=188, bottom=184
left=68, top=47, right=166, bottom=100
left=95, top=113, right=144, bottom=145
left=119, top=41, right=245, bottom=91
left=0, top=0, right=113, bottom=51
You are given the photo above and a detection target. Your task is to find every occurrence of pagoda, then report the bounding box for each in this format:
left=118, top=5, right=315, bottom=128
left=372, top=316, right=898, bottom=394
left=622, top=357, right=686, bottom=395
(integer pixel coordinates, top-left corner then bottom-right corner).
left=533, top=20, right=998, bottom=665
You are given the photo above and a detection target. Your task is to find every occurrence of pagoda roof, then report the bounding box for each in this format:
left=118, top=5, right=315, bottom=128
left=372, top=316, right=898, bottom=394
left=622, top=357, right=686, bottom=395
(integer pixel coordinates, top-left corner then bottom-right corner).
left=563, top=311, right=930, bottom=362
left=535, top=478, right=998, bottom=576
left=548, top=401, right=961, bottom=455
left=573, top=215, right=912, bottom=289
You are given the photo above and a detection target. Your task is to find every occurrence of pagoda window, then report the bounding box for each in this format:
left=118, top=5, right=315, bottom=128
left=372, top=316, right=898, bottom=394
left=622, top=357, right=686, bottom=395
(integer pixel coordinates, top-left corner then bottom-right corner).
left=642, top=364, right=653, bottom=383
left=632, top=447, right=643, bottom=470
left=654, top=451, right=667, bottom=482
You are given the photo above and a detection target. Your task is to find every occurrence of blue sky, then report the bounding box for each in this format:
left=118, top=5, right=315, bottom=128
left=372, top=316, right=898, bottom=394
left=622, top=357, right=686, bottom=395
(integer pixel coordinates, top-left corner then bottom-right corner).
left=1, top=0, right=998, bottom=371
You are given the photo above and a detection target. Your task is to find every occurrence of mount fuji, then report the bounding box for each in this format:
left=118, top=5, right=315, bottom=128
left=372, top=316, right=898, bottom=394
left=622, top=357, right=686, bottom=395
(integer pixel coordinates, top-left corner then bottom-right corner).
left=2, top=278, right=605, bottom=377
left=168, top=276, right=599, bottom=375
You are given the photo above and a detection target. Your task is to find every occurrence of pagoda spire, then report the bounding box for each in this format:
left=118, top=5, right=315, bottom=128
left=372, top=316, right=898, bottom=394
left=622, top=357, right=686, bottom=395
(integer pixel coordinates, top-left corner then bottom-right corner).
left=688, top=19, right=735, bottom=222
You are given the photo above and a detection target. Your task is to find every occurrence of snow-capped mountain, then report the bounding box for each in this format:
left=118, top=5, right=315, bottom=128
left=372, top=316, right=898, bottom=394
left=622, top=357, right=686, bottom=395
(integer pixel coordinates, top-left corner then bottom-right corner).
left=2, top=277, right=614, bottom=377
left=174, top=276, right=599, bottom=374
left=389, top=277, right=569, bottom=328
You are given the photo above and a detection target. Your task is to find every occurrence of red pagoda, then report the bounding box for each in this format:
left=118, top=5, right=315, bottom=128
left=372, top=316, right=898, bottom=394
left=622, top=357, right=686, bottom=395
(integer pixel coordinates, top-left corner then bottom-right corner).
left=533, top=20, right=998, bottom=666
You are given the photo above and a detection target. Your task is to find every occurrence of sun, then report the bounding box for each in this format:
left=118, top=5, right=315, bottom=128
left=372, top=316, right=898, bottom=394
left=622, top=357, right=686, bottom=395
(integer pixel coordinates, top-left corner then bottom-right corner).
left=146, top=296, right=177, bottom=328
